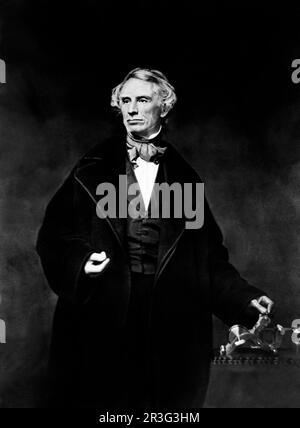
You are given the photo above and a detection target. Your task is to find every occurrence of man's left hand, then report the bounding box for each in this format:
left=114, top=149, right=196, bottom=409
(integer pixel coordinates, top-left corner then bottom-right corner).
left=249, top=296, right=274, bottom=315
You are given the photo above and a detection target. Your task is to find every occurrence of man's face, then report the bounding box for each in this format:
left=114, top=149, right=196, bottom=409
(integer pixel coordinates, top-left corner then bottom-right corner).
left=119, top=78, right=167, bottom=138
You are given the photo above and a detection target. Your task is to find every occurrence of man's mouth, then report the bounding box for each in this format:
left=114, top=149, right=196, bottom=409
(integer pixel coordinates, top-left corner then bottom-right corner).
left=127, top=119, right=144, bottom=124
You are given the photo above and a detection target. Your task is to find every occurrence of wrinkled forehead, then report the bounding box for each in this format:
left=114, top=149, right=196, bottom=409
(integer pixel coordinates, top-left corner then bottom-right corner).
left=120, top=78, right=160, bottom=98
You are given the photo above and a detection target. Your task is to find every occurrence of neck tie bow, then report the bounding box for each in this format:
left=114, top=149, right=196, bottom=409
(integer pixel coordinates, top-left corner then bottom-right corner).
left=126, top=133, right=167, bottom=167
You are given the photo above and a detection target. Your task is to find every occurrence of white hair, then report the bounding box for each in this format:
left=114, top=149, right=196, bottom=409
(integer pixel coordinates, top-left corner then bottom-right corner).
left=111, top=68, right=177, bottom=116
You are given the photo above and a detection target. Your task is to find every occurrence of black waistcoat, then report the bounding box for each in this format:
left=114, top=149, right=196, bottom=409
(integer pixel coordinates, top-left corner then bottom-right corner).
left=126, top=157, right=165, bottom=274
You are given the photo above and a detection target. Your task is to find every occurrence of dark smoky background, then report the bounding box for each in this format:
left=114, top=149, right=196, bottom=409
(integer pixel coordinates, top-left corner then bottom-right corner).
left=0, top=1, right=300, bottom=407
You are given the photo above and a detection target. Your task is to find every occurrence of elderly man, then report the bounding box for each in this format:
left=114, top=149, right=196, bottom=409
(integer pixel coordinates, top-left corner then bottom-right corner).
left=36, top=68, right=274, bottom=408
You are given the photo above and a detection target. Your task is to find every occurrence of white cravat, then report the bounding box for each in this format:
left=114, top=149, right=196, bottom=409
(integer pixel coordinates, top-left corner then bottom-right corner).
left=132, top=127, right=161, bottom=210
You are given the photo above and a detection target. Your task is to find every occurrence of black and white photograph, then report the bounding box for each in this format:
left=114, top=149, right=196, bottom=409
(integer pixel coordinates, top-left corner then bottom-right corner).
left=0, top=1, right=299, bottom=411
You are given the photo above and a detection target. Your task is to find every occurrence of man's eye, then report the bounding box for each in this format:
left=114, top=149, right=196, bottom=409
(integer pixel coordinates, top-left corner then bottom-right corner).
left=122, top=99, right=130, bottom=104
left=139, top=99, right=148, bottom=103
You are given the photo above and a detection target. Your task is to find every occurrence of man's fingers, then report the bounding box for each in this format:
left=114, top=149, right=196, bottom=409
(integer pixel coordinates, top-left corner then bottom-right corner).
left=250, top=299, right=268, bottom=315
left=258, top=296, right=274, bottom=314
left=84, top=256, right=110, bottom=275
left=250, top=295, right=275, bottom=315
left=90, top=257, right=110, bottom=273
left=234, top=339, right=246, bottom=347
left=86, top=258, right=110, bottom=274
left=90, top=252, right=107, bottom=263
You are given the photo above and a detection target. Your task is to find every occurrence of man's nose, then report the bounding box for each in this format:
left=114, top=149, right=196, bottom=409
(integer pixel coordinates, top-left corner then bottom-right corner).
left=128, top=101, right=138, bottom=116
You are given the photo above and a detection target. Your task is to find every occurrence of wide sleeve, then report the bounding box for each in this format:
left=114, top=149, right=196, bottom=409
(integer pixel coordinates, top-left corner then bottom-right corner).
left=36, top=170, right=97, bottom=304
left=206, top=198, right=265, bottom=327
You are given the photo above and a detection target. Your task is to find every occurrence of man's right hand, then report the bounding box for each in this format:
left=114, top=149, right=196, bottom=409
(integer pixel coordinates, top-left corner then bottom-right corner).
left=84, top=252, right=110, bottom=276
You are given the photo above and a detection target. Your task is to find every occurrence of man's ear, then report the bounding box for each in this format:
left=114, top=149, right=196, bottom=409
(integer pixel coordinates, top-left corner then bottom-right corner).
left=160, top=104, right=168, bottom=118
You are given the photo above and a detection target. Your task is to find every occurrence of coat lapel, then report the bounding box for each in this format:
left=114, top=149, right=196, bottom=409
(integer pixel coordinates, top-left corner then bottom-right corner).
left=155, top=145, right=191, bottom=280
left=74, top=137, right=128, bottom=252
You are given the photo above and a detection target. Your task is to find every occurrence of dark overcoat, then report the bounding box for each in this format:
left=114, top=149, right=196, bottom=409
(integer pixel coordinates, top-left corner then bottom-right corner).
left=36, top=135, right=263, bottom=408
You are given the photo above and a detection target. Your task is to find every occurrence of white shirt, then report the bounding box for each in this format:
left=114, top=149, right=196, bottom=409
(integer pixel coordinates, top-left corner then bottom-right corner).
left=134, top=158, right=159, bottom=210
left=132, top=127, right=161, bottom=210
